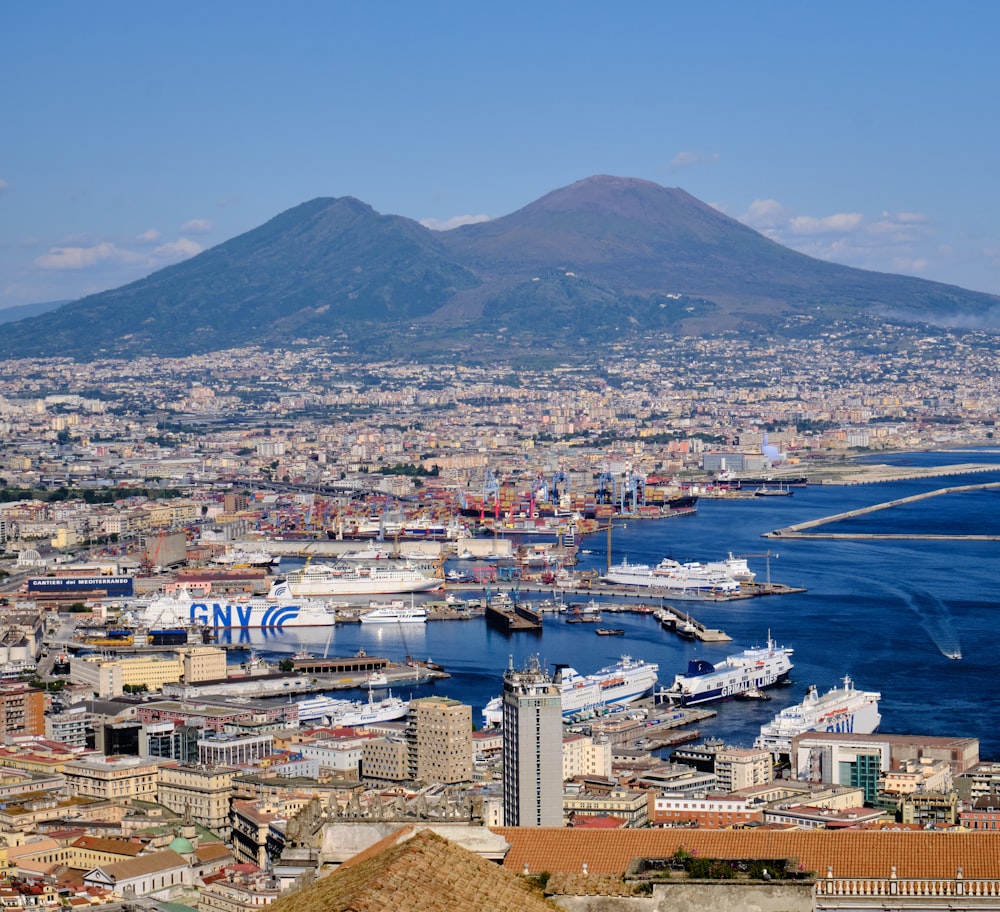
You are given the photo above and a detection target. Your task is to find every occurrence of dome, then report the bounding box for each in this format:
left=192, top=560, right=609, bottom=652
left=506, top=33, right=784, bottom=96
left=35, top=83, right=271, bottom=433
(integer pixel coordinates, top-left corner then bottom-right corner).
left=168, top=835, right=195, bottom=854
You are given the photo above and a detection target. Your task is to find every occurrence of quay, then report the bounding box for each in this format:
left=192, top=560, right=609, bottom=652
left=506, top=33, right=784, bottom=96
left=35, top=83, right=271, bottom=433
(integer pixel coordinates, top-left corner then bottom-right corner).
left=766, top=480, right=1000, bottom=540
left=162, top=658, right=449, bottom=701
left=656, top=604, right=731, bottom=643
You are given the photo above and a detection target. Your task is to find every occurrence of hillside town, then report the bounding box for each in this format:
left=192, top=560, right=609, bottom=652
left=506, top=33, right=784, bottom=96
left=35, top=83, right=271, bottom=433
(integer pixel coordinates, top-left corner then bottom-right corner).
left=0, top=326, right=999, bottom=909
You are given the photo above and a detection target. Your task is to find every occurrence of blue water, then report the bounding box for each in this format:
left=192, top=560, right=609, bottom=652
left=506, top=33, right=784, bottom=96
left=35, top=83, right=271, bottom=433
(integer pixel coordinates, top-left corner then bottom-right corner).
left=221, top=450, right=1000, bottom=759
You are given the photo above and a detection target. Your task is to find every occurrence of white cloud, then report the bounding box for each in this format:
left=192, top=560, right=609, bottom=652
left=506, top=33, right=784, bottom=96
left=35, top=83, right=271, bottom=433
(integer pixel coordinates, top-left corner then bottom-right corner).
left=420, top=214, right=491, bottom=231
left=742, top=199, right=791, bottom=230
left=153, top=237, right=203, bottom=260
left=34, top=242, right=144, bottom=270
left=669, top=151, right=720, bottom=171
left=0, top=179, right=8, bottom=192
left=137, top=228, right=161, bottom=243
left=181, top=218, right=214, bottom=234
left=788, top=213, right=864, bottom=235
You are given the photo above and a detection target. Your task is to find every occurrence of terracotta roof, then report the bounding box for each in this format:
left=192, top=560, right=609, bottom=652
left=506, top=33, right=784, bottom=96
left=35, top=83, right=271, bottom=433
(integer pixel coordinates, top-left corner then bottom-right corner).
left=266, top=829, right=559, bottom=912
left=70, top=836, right=144, bottom=857
left=494, top=828, right=1000, bottom=879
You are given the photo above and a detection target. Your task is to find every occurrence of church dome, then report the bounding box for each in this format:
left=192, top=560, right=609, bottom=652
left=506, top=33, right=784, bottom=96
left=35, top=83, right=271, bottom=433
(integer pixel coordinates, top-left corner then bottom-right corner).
left=168, top=835, right=195, bottom=854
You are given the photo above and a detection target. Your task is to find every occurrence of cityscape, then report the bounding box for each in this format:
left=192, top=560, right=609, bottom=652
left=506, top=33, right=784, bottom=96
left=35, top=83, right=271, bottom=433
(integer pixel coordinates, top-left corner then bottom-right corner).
left=6, top=2, right=1000, bottom=906
left=0, top=319, right=999, bottom=908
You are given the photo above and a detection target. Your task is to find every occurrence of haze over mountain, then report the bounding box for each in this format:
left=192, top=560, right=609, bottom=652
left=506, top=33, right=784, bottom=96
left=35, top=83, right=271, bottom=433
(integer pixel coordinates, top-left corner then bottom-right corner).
left=3, top=176, right=999, bottom=362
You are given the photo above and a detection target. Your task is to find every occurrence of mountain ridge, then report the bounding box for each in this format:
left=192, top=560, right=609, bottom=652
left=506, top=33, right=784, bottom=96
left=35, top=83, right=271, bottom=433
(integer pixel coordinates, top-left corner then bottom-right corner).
left=3, top=176, right=999, bottom=361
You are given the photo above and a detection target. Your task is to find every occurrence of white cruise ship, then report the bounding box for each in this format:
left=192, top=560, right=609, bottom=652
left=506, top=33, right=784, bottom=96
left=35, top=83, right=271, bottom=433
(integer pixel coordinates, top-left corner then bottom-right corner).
left=665, top=634, right=793, bottom=705
left=360, top=599, right=428, bottom=624
left=282, top=560, right=440, bottom=596
left=296, top=690, right=409, bottom=726
left=603, top=557, right=741, bottom=596
left=131, top=581, right=336, bottom=629
left=482, top=655, right=659, bottom=726
left=755, top=675, right=882, bottom=757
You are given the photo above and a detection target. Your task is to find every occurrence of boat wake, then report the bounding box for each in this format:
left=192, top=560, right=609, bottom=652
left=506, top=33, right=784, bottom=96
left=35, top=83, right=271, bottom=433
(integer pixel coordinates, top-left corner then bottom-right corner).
left=901, top=588, right=962, bottom=660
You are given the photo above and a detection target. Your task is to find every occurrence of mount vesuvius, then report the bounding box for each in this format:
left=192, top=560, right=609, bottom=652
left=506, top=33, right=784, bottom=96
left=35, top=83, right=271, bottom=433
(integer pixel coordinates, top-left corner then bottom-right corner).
left=4, top=175, right=999, bottom=361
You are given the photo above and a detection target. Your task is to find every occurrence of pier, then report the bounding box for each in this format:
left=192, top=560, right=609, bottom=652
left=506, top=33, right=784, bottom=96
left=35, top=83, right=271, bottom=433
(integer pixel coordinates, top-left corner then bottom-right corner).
left=656, top=604, right=731, bottom=643
left=766, top=480, right=1000, bottom=540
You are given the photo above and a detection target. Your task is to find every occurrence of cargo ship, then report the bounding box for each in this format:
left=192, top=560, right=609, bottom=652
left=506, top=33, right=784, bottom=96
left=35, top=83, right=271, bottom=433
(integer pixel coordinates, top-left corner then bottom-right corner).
left=664, top=634, right=793, bottom=705
left=754, top=675, right=882, bottom=758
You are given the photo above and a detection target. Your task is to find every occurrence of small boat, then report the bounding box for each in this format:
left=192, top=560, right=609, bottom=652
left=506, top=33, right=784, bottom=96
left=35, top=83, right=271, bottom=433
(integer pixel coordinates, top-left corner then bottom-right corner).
left=595, top=627, right=625, bottom=636
left=735, top=686, right=771, bottom=700
left=754, top=483, right=793, bottom=497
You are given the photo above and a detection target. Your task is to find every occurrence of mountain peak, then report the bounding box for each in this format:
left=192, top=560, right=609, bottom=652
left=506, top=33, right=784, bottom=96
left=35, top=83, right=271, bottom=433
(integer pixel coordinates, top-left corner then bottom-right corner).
left=2, top=178, right=998, bottom=361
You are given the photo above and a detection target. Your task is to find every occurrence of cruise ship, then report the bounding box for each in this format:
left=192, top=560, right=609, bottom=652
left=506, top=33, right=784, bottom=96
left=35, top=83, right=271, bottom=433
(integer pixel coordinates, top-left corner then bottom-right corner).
left=754, top=675, right=882, bottom=757
left=482, top=655, right=659, bottom=726
left=282, top=560, right=440, bottom=596
left=665, top=634, right=793, bottom=705
left=295, top=690, right=410, bottom=726
left=130, top=581, right=336, bottom=629
left=360, top=600, right=428, bottom=624
left=603, top=557, right=741, bottom=596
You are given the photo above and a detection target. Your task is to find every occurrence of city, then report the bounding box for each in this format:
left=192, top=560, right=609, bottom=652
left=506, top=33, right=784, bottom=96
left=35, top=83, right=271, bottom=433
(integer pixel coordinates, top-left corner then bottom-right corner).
left=0, top=323, right=999, bottom=908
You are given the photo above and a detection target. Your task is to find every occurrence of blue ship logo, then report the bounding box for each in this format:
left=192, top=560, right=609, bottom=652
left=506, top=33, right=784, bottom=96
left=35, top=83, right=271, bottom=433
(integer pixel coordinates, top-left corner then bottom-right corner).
left=189, top=602, right=301, bottom=628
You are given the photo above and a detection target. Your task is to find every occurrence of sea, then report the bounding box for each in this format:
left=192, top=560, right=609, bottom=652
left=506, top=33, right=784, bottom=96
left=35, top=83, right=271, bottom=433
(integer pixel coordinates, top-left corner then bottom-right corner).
left=217, top=449, right=1000, bottom=760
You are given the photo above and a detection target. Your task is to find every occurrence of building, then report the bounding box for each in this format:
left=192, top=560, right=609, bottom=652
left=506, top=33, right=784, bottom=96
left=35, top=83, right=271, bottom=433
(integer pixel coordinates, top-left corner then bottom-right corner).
left=502, top=658, right=562, bottom=827
left=158, top=763, right=237, bottom=841
left=178, top=647, right=229, bottom=683
left=714, top=747, right=773, bottom=792
left=413, top=696, right=473, bottom=784
left=960, top=795, right=1000, bottom=831
left=361, top=736, right=409, bottom=782
left=562, top=733, right=612, bottom=781
left=70, top=654, right=183, bottom=698
left=564, top=785, right=648, bottom=827
left=62, top=754, right=161, bottom=802
left=199, top=733, right=274, bottom=768
left=650, top=793, right=763, bottom=828
left=0, top=684, right=45, bottom=736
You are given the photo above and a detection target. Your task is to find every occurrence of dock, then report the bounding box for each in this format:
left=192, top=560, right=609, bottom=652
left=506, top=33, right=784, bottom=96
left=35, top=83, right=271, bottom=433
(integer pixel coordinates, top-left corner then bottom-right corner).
left=656, top=605, right=731, bottom=642
left=484, top=599, right=543, bottom=632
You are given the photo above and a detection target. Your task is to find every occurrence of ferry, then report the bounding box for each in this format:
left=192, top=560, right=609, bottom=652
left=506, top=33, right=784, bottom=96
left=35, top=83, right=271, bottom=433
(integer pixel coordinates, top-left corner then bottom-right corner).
left=360, top=599, right=428, bottom=624
left=282, top=560, right=440, bottom=597
left=665, top=634, right=793, bottom=705
left=129, top=581, right=336, bottom=629
left=603, top=556, right=741, bottom=596
left=754, top=675, right=882, bottom=757
left=296, top=689, right=409, bottom=726
left=481, top=655, right=658, bottom=725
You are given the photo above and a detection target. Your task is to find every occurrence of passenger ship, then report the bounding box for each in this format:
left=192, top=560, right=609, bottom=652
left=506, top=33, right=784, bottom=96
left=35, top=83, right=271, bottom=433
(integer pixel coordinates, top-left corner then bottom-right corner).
left=282, top=560, right=440, bottom=596
left=754, top=675, right=882, bottom=757
left=482, top=655, right=659, bottom=725
left=665, top=634, right=793, bottom=705
left=130, top=581, right=336, bottom=629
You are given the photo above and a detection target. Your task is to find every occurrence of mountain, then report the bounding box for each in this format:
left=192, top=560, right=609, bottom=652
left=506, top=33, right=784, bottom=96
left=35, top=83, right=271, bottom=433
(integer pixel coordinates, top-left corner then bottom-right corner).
left=4, top=176, right=999, bottom=361
left=0, top=299, right=68, bottom=325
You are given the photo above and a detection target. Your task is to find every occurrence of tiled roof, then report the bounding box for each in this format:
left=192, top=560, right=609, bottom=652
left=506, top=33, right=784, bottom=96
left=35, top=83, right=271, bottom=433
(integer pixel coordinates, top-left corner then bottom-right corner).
left=96, top=849, right=188, bottom=881
left=266, top=829, right=559, bottom=912
left=494, top=827, right=1000, bottom=879
left=71, top=836, right=144, bottom=857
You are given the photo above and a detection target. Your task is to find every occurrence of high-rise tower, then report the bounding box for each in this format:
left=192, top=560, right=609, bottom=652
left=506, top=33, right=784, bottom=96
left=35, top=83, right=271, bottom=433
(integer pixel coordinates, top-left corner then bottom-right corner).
left=502, top=657, right=562, bottom=827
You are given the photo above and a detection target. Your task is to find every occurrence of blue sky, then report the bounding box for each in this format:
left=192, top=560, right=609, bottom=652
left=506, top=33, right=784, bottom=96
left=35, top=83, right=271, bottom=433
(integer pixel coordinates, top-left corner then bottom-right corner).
left=3, top=1, right=1000, bottom=310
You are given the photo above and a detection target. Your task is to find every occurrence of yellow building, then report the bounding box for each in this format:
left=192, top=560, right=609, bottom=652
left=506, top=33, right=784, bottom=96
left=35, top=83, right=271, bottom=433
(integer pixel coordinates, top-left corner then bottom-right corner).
left=177, top=647, right=228, bottom=683
left=70, top=655, right=182, bottom=698
left=62, top=755, right=160, bottom=802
